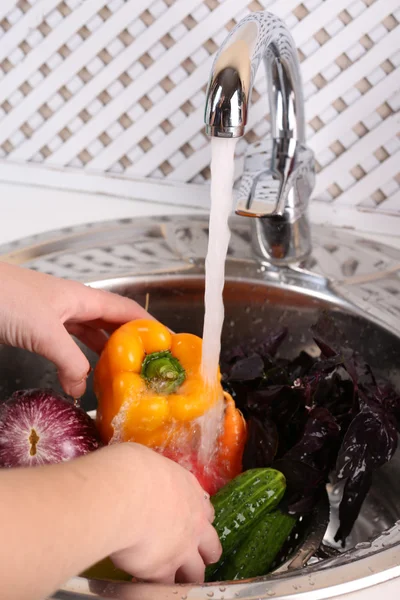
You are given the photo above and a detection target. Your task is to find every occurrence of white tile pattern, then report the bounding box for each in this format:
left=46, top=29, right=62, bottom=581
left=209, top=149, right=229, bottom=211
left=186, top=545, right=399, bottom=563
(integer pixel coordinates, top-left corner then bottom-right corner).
left=0, top=0, right=398, bottom=225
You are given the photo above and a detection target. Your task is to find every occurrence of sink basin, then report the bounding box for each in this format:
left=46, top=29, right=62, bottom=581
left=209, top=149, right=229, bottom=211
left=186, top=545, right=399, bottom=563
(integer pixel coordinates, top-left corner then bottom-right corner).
left=1, top=214, right=400, bottom=599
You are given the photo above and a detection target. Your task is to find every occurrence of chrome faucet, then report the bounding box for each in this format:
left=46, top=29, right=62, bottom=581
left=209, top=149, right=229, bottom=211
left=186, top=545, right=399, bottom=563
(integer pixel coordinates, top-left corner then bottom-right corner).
left=204, top=11, right=315, bottom=264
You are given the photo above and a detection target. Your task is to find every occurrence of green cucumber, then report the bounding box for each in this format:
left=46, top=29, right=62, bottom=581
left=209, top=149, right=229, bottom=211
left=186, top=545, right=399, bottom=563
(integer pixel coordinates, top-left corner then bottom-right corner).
left=206, top=468, right=286, bottom=580
left=214, top=509, right=297, bottom=581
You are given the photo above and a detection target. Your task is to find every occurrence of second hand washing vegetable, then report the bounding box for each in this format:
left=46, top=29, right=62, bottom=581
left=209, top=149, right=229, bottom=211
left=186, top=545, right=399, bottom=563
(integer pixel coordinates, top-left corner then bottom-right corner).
left=94, top=319, right=247, bottom=494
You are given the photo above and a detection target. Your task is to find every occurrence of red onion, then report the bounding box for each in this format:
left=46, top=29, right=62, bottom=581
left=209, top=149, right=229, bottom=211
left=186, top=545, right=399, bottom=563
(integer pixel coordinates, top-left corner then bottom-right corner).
left=0, top=389, right=101, bottom=468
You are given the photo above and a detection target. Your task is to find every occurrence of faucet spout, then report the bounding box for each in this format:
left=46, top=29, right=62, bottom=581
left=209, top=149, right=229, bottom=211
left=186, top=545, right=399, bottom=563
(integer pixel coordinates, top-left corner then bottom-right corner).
left=205, top=13, right=305, bottom=142
left=204, top=11, right=315, bottom=265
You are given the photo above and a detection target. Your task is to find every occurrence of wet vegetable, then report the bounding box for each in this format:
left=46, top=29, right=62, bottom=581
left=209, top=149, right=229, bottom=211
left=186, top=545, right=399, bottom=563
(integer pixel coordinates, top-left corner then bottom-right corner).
left=215, top=509, right=297, bottom=581
left=0, top=389, right=101, bottom=467
left=206, top=468, right=287, bottom=580
left=222, top=314, right=400, bottom=544
left=94, top=319, right=246, bottom=494
left=162, top=392, right=247, bottom=495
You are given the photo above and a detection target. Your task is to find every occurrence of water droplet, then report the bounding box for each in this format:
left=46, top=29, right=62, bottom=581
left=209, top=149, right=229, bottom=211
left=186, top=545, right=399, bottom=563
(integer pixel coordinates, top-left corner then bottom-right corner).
left=219, top=588, right=226, bottom=593
left=309, top=581, right=315, bottom=586
left=355, top=541, right=372, bottom=549
left=207, top=593, right=214, bottom=598
left=267, top=591, right=275, bottom=597
left=382, top=529, right=391, bottom=536
left=181, top=595, right=187, bottom=600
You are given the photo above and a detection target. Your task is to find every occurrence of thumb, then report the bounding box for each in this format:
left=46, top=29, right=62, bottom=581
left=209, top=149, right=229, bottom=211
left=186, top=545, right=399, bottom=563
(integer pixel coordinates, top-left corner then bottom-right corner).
left=36, top=322, right=91, bottom=398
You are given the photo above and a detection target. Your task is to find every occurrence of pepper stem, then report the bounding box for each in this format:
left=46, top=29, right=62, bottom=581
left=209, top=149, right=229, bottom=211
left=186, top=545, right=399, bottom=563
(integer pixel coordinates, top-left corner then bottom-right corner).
left=141, top=351, right=186, bottom=394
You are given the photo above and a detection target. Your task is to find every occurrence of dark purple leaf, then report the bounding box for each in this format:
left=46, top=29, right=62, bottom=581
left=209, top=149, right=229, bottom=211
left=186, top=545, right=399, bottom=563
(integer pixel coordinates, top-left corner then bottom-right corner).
left=247, top=385, right=305, bottom=419
left=246, top=385, right=308, bottom=456
left=311, top=312, right=348, bottom=353
left=242, top=416, right=278, bottom=470
left=342, top=354, right=376, bottom=395
left=286, top=407, right=340, bottom=463
left=286, top=351, right=316, bottom=382
left=263, top=365, right=289, bottom=385
left=312, top=369, right=356, bottom=427
left=313, top=338, right=337, bottom=358
left=336, top=401, right=398, bottom=480
left=228, top=354, right=264, bottom=381
left=273, top=457, right=325, bottom=513
left=222, top=326, right=288, bottom=368
left=286, top=491, right=322, bottom=514
left=309, top=354, right=346, bottom=376
left=334, top=471, right=373, bottom=546
left=253, top=326, right=288, bottom=357
left=220, top=311, right=400, bottom=542
left=380, top=384, right=400, bottom=430
left=221, top=379, right=260, bottom=417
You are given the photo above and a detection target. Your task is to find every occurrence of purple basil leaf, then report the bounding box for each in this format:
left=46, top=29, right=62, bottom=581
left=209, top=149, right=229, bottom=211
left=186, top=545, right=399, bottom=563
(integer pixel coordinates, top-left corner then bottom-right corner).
left=222, top=326, right=288, bottom=367
left=242, top=416, right=278, bottom=470
left=309, top=354, right=346, bottom=376
left=380, top=384, right=400, bottom=430
left=247, top=385, right=306, bottom=419
left=312, top=369, right=356, bottom=426
left=334, top=471, right=373, bottom=546
left=221, top=312, right=400, bottom=542
left=343, top=354, right=376, bottom=394
left=228, top=354, right=264, bottom=381
left=336, top=402, right=398, bottom=480
left=246, top=385, right=308, bottom=456
left=286, top=407, right=340, bottom=462
left=313, top=337, right=337, bottom=358
left=254, top=326, right=288, bottom=357
left=286, top=492, right=321, bottom=514
left=287, top=351, right=316, bottom=382
left=273, top=457, right=325, bottom=512
left=263, top=365, right=290, bottom=385
left=311, top=312, right=348, bottom=353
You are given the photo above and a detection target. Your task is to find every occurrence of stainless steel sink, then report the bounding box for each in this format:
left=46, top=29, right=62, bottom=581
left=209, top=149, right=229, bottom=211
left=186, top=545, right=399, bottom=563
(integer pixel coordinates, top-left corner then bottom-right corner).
left=0, top=214, right=400, bottom=599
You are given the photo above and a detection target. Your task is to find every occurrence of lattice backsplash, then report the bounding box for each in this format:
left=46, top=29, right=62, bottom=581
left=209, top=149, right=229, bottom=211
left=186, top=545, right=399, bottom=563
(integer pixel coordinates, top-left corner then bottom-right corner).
left=0, top=0, right=399, bottom=222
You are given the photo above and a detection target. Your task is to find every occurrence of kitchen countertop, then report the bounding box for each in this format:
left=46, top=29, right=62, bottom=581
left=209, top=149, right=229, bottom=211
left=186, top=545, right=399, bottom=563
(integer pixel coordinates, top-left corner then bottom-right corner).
left=1, top=179, right=400, bottom=599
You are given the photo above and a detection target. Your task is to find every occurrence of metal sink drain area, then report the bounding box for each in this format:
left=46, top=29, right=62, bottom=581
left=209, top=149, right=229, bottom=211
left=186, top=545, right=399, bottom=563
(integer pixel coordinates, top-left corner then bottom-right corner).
left=0, top=215, right=400, bottom=599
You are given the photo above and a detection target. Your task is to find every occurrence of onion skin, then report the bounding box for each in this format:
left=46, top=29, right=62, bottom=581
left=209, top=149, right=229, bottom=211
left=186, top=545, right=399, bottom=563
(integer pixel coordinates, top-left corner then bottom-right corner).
left=0, top=389, right=101, bottom=468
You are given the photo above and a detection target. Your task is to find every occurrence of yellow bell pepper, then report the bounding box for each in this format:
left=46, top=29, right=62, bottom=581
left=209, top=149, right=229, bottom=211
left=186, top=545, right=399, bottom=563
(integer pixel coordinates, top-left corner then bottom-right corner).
left=94, top=320, right=219, bottom=444
left=94, top=319, right=246, bottom=494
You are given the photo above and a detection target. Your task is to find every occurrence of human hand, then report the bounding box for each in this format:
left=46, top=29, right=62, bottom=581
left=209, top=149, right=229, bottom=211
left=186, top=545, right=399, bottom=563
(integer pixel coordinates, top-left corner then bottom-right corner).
left=108, top=443, right=222, bottom=584
left=0, top=262, right=152, bottom=398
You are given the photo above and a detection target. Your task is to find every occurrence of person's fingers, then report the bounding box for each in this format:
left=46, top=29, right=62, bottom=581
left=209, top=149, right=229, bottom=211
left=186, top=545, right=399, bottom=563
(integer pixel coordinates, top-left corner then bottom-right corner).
left=77, top=319, right=128, bottom=335
left=111, top=552, right=177, bottom=585
left=62, top=284, right=154, bottom=325
left=66, top=322, right=109, bottom=354
left=198, top=525, right=222, bottom=566
left=144, top=570, right=176, bottom=585
left=175, top=552, right=206, bottom=584
left=33, top=321, right=90, bottom=398
left=203, top=495, right=215, bottom=523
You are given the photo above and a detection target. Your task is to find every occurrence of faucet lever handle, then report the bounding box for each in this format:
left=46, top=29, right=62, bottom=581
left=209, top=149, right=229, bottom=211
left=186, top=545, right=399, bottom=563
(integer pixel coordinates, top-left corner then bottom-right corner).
left=236, top=169, right=282, bottom=218
left=235, top=138, right=315, bottom=221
